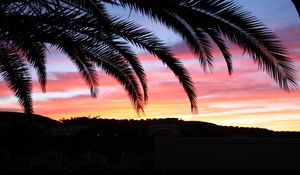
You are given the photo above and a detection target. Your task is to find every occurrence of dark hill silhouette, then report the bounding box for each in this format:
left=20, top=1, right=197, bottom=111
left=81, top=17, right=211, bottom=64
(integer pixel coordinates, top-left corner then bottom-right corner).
left=1, top=112, right=299, bottom=138
left=0, top=112, right=59, bottom=125
left=61, top=117, right=300, bottom=138
left=1, top=112, right=300, bottom=174
left=0, top=112, right=59, bottom=136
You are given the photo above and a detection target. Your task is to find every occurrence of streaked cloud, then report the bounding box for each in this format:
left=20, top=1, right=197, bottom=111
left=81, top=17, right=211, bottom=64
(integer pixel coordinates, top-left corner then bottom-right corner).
left=0, top=1, right=300, bottom=131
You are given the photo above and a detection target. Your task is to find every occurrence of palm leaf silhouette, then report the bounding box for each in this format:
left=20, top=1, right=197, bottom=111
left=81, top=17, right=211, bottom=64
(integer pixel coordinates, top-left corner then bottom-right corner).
left=0, top=0, right=297, bottom=114
left=0, top=45, right=33, bottom=113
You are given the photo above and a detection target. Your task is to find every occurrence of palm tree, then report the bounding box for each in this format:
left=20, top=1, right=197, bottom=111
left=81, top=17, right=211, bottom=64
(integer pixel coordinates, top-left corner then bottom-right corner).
left=0, top=0, right=297, bottom=114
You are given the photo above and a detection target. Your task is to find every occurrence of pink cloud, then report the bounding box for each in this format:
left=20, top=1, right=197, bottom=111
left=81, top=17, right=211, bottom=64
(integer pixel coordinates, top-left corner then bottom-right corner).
left=1, top=24, right=300, bottom=131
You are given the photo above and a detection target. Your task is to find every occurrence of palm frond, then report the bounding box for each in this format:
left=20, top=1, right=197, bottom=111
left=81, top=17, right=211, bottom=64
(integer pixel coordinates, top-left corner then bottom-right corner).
left=0, top=13, right=47, bottom=92
left=101, top=38, right=148, bottom=103
left=205, top=28, right=232, bottom=75
left=24, top=11, right=193, bottom=111
left=106, top=18, right=198, bottom=112
left=54, top=39, right=99, bottom=98
left=17, top=40, right=47, bottom=92
left=80, top=44, right=145, bottom=113
left=181, top=0, right=297, bottom=90
left=46, top=30, right=144, bottom=113
left=1, top=0, right=297, bottom=115
left=194, top=28, right=213, bottom=72
left=0, top=45, right=33, bottom=114
left=114, top=0, right=204, bottom=58
left=65, top=16, right=149, bottom=103
left=115, top=0, right=297, bottom=90
left=62, top=49, right=99, bottom=98
left=292, top=0, right=300, bottom=17
left=92, top=54, right=145, bottom=114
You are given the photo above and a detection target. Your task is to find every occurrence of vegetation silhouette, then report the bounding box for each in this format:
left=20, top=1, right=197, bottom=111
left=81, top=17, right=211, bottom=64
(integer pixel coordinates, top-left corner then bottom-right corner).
left=1, top=112, right=300, bottom=138
left=0, top=0, right=297, bottom=114
left=1, top=112, right=300, bottom=174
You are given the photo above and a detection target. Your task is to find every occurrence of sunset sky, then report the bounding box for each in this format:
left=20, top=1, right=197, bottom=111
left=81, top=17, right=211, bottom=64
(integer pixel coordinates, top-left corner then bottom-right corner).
left=1, top=0, right=300, bottom=131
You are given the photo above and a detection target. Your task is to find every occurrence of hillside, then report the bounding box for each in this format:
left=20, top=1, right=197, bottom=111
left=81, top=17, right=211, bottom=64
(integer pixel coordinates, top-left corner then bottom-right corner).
left=0, top=112, right=59, bottom=125
left=0, top=112, right=300, bottom=138
left=0, top=112, right=60, bottom=136
left=61, top=117, right=300, bottom=138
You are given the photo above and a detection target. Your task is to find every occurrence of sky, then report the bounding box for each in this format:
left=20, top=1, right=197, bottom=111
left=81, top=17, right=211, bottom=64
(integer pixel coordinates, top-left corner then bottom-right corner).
left=1, top=0, right=300, bottom=131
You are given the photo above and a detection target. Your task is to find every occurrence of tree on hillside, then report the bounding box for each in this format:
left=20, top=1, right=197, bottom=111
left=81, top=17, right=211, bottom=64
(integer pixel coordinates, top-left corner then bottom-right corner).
left=0, top=0, right=297, bottom=114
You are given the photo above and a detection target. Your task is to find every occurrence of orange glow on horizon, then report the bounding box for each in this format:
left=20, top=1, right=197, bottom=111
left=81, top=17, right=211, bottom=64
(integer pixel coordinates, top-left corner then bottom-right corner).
left=1, top=13, right=300, bottom=131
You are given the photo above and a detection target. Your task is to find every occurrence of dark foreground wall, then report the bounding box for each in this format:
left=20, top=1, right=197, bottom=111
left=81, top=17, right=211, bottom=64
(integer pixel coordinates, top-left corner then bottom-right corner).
left=155, top=134, right=300, bottom=171
left=1, top=135, right=300, bottom=173
left=0, top=137, right=154, bottom=173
